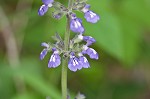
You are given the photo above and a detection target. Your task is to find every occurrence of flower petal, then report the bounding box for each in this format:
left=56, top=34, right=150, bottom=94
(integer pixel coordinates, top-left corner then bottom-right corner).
left=83, top=36, right=96, bottom=46
left=84, top=11, right=100, bottom=23
left=42, top=0, right=54, bottom=5
left=70, top=18, right=84, bottom=33
left=86, top=48, right=99, bottom=59
left=40, top=49, right=48, bottom=60
left=79, top=56, right=90, bottom=68
left=38, top=5, right=48, bottom=16
left=68, top=57, right=82, bottom=72
left=48, top=53, right=61, bottom=68
left=41, top=42, right=49, bottom=48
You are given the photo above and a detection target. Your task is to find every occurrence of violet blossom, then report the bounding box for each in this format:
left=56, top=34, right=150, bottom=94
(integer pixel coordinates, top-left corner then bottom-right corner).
left=40, top=42, right=50, bottom=60
left=38, top=0, right=54, bottom=16
left=70, top=14, right=84, bottom=33
left=82, top=45, right=99, bottom=60
left=48, top=48, right=61, bottom=68
left=82, top=4, right=100, bottom=23
left=68, top=52, right=82, bottom=72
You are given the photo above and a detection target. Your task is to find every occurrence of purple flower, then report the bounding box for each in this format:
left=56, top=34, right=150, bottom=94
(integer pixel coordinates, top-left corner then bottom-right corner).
left=48, top=49, right=61, bottom=68
left=83, top=36, right=96, bottom=46
left=38, top=5, right=49, bottom=16
left=82, top=45, right=99, bottom=60
left=68, top=53, right=82, bottom=72
left=75, top=34, right=96, bottom=46
left=70, top=14, right=84, bottom=33
left=82, top=4, right=100, bottom=23
left=42, top=0, right=54, bottom=5
left=41, top=42, right=49, bottom=47
left=78, top=53, right=90, bottom=68
left=38, top=0, right=53, bottom=16
left=84, top=11, right=100, bottom=23
left=40, top=42, right=49, bottom=60
left=40, top=49, right=48, bottom=60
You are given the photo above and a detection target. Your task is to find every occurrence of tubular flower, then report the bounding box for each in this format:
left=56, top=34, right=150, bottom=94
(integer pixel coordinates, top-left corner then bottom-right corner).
left=38, top=0, right=54, bottom=16
left=84, top=11, right=100, bottom=23
left=83, top=36, right=96, bottom=46
left=82, top=4, right=100, bottom=23
left=82, top=45, right=99, bottom=60
left=78, top=53, right=90, bottom=68
left=40, top=42, right=50, bottom=60
left=70, top=14, right=84, bottom=33
left=48, top=48, right=61, bottom=68
left=76, top=34, right=96, bottom=46
left=68, top=52, right=82, bottom=72
left=38, top=5, right=49, bottom=16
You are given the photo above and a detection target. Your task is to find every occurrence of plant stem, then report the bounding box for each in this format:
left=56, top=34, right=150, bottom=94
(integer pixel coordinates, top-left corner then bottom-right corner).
left=61, top=20, right=69, bottom=98
left=61, top=0, right=73, bottom=99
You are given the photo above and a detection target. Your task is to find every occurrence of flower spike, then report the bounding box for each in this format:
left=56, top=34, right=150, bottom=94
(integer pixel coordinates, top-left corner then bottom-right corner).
left=39, top=0, right=100, bottom=72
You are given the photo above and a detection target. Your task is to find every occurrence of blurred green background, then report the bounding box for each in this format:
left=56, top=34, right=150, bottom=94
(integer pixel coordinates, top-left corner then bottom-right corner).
left=0, top=0, right=150, bottom=99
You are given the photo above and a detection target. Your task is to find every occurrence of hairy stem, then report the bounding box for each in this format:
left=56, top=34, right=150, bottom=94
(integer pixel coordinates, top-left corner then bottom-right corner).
left=61, top=0, right=73, bottom=99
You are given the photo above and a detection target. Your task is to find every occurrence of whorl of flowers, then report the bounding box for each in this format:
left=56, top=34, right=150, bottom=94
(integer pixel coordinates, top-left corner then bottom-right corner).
left=38, top=0, right=100, bottom=72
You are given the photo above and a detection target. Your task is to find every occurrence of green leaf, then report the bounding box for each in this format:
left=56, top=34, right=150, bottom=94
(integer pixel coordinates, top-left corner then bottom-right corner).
left=12, top=93, right=38, bottom=99
left=85, top=12, right=124, bottom=61
left=23, top=74, right=61, bottom=99
left=121, top=0, right=150, bottom=27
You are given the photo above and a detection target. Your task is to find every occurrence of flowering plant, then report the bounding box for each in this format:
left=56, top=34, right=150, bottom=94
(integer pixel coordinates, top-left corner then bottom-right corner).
left=38, top=0, right=100, bottom=98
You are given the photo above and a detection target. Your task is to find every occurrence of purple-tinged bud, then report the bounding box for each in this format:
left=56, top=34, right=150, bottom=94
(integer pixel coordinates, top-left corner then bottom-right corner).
left=84, top=11, right=100, bottom=23
left=82, top=45, right=99, bottom=59
left=38, top=5, right=48, bottom=16
left=70, top=14, right=84, bottom=33
left=48, top=50, right=61, bottom=68
left=83, top=36, right=96, bottom=46
left=42, top=0, right=54, bottom=5
left=41, top=42, right=49, bottom=48
left=52, top=47, right=57, bottom=51
left=53, top=13, right=62, bottom=19
left=68, top=53, right=82, bottom=72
